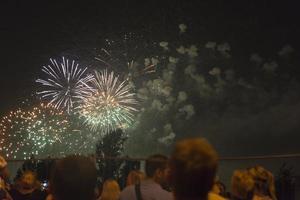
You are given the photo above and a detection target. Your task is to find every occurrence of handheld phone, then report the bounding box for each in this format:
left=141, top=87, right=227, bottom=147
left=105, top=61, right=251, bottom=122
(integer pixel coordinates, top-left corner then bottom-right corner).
left=42, top=181, right=48, bottom=190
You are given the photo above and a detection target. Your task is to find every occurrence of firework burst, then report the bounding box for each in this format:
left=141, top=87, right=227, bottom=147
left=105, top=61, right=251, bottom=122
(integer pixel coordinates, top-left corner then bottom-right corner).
left=0, top=103, right=69, bottom=159
left=95, top=34, right=157, bottom=79
left=36, top=57, right=94, bottom=113
left=26, top=103, right=69, bottom=147
left=78, top=70, right=138, bottom=135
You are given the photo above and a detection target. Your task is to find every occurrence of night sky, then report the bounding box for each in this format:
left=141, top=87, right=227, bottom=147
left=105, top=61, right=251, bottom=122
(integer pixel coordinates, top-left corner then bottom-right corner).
left=1, top=0, right=300, bottom=157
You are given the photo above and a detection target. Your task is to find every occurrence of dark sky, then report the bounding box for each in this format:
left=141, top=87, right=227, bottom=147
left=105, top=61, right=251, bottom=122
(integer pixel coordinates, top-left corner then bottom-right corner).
left=1, top=0, right=300, bottom=112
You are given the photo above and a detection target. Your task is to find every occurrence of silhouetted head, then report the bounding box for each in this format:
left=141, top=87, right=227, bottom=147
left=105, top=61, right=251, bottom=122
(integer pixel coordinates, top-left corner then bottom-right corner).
left=231, top=169, right=254, bottom=200
left=101, top=179, right=120, bottom=200
left=145, top=154, right=169, bottom=185
left=50, top=155, right=97, bottom=200
left=248, top=165, right=277, bottom=200
left=169, top=138, right=218, bottom=200
left=0, top=156, right=9, bottom=181
left=19, top=170, right=38, bottom=190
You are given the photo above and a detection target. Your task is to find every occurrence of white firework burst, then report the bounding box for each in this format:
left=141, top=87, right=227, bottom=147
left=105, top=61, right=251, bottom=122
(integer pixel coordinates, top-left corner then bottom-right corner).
left=78, top=69, right=138, bottom=135
left=36, top=57, right=93, bottom=113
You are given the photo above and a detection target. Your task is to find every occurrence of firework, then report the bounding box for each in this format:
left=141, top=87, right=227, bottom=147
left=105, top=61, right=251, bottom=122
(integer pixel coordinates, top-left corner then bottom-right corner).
left=78, top=70, right=137, bottom=135
left=0, top=104, right=69, bottom=159
left=26, top=103, right=69, bottom=147
left=36, top=57, right=94, bottom=113
left=95, top=34, right=157, bottom=79
left=0, top=109, right=31, bottom=159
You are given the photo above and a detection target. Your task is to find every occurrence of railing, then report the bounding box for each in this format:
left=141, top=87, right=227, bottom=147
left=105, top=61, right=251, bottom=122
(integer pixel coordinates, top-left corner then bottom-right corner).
left=5, top=152, right=300, bottom=162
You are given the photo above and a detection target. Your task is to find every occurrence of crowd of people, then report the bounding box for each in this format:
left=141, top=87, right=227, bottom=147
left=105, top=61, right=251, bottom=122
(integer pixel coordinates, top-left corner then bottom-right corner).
left=0, top=137, right=278, bottom=200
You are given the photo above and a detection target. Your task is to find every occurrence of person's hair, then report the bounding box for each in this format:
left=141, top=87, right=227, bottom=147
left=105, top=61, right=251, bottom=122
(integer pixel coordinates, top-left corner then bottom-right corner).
left=50, top=155, right=97, bottom=200
left=21, top=170, right=37, bottom=180
left=231, top=170, right=254, bottom=200
left=212, top=180, right=227, bottom=197
left=0, top=156, right=7, bottom=178
left=145, top=154, right=168, bottom=178
left=248, top=165, right=277, bottom=200
left=169, top=137, right=218, bottom=200
left=100, top=179, right=120, bottom=200
left=18, top=170, right=39, bottom=189
left=126, top=170, right=145, bottom=186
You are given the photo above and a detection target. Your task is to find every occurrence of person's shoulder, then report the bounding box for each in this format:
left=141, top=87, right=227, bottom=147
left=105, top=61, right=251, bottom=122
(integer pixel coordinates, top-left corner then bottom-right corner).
left=46, top=194, right=54, bottom=200
left=208, top=192, right=227, bottom=200
left=120, top=185, right=135, bottom=199
left=121, top=185, right=135, bottom=193
left=253, top=195, right=273, bottom=200
left=165, top=191, right=173, bottom=199
left=159, top=188, right=173, bottom=200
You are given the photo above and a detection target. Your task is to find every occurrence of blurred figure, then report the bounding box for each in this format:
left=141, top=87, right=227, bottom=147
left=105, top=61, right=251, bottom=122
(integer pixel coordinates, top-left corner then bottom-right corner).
left=10, top=170, right=47, bottom=200
left=0, top=156, right=12, bottom=200
left=120, top=154, right=172, bottom=200
left=169, top=137, right=220, bottom=200
left=50, top=155, right=97, bottom=200
left=95, top=184, right=102, bottom=200
left=248, top=166, right=277, bottom=200
left=211, top=180, right=228, bottom=199
left=231, top=169, right=254, bottom=200
left=100, top=179, right=120, bottom=200
left=45, top=194, right=54, bottom=200
left=126, top=170, right=145, bottom=186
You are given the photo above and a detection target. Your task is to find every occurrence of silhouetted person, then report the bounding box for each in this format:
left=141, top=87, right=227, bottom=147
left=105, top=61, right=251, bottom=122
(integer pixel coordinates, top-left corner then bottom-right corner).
left=120, top=154, right=172, bottom=200
left=50, top=155, right=97, bottom=200
left=10, top=170, right=47, bottom=200
left=100, top=179, right=120, bottom=200
left=169, top=138, right=219, bottom=200
left=211, top=180, right=227, bottom=198
left=231, top=169, right=254, bottom=200
left=0, top=156, right=12, bottom=200
left=248, top=166, right=277, bottom=200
